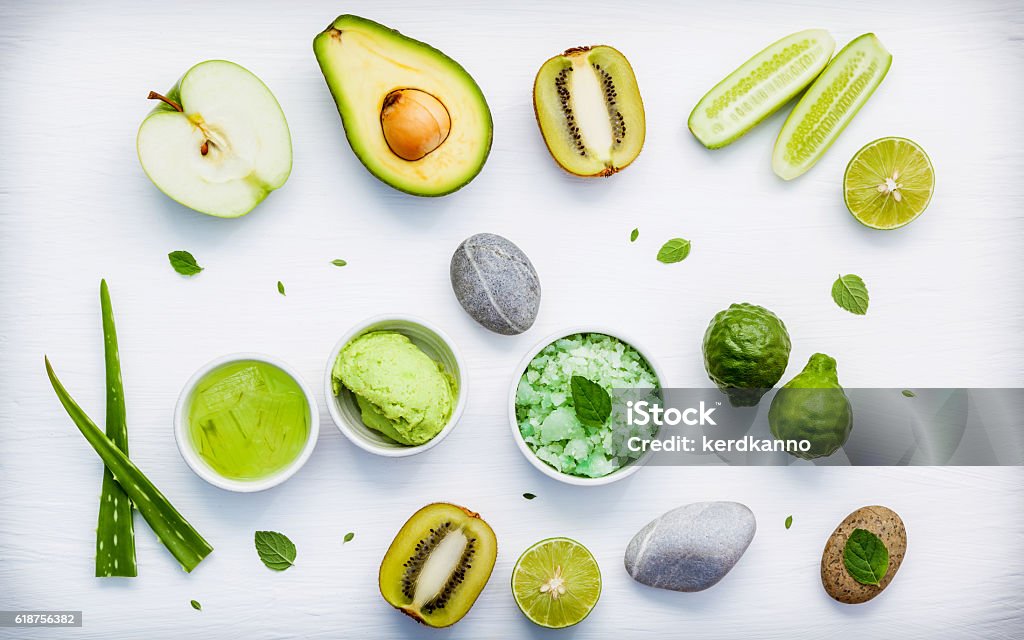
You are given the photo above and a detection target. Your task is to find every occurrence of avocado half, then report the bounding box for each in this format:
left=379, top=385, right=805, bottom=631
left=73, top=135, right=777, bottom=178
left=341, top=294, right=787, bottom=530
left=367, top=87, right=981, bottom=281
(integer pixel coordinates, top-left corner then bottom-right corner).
left=314, top=15, right=493, bottom=196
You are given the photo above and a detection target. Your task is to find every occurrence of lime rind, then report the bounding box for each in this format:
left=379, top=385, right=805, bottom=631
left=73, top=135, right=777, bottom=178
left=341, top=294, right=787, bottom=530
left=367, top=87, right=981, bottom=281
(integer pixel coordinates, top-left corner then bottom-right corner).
left=689, top=29, right=835, bottom=149
left=844, top=136, right=934, bottom=229
left=772, top=33, right=892, bottom=180
left=511, top=537, right=601, bottom=629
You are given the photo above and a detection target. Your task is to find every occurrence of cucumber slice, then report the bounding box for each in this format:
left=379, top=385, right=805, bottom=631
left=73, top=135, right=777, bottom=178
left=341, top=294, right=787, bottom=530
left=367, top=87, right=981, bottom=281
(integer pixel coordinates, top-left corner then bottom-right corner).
left=689, top=29, right=835, bottom=149
left=772, top=33, right=892, bottom=180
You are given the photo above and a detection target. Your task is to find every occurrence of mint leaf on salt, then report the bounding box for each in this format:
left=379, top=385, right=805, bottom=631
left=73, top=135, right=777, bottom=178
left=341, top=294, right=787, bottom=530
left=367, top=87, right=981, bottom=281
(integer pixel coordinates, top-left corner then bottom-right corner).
left=571, top=376, right=612, bottom=428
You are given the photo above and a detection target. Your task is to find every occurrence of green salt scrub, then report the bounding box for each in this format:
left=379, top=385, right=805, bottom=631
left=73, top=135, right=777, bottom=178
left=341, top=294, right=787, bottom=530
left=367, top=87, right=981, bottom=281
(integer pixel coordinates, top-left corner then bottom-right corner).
left=516, top=333, right=660, bottom=478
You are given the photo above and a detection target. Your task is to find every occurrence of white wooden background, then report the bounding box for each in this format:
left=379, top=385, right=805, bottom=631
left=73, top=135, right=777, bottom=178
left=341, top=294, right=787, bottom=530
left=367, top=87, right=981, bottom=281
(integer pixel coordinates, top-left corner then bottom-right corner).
left=1, top=1, right=1022, bottom=638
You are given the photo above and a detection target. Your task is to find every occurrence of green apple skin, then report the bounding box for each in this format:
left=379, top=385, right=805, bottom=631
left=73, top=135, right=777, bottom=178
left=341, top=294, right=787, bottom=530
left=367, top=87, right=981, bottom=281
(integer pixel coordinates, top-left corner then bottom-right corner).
left=137, top=60, right=292, bottom=218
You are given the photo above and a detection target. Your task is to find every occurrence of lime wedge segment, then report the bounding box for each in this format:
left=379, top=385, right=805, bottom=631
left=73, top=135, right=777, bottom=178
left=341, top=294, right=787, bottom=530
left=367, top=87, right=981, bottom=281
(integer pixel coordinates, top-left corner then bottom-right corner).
left=844, top=137, right=934, bottom=229
left=689, top=29, right=835, bottom=149
left=512, top=537, right=601, bottom=629
left=772, top=33, right=892, bottom=180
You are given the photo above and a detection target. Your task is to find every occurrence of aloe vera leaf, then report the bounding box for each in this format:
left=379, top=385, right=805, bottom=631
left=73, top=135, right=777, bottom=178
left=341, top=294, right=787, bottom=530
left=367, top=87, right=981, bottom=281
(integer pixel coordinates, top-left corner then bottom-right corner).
left=688, top=29, right=835, bottom=149
left=45, top=357, right=213, bottom=573
left=96, top=280, right=137, bottom=577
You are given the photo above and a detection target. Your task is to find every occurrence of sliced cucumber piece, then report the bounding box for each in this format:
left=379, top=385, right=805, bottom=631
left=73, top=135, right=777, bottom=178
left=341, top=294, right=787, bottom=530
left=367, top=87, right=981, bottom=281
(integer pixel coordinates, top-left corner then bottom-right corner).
left=689, top=29, right=835, bottom=149
left=772, top=33, right=892, bottom=180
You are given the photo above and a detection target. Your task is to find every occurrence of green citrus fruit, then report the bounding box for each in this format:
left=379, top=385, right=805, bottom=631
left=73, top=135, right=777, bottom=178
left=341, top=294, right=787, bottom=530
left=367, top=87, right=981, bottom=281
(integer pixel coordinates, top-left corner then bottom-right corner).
left=844, top=136, right=934, bottom=229
left=769, top=353, right=853, bottom=459
left=702, top=303, right=792, bottom=407
left=512, top=537, right=601, bottom=629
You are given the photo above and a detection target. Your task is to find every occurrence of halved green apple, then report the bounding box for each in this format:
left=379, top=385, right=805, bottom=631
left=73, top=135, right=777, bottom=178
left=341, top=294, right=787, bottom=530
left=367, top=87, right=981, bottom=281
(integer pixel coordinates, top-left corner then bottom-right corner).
left=137, top=60, right=292, bottom=218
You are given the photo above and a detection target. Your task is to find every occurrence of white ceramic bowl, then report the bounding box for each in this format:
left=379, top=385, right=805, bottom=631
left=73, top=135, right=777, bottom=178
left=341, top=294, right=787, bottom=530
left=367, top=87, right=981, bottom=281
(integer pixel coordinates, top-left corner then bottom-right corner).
left=324, top=314, right=467, bottom=457
left=174, top=353, right=320, bottom=492
left=508, top=326, right=666, bottom=486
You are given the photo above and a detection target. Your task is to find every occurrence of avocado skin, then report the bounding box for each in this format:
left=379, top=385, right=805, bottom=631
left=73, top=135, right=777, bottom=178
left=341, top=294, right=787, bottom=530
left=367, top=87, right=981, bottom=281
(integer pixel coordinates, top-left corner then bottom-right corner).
left=313, top=15, right=493, bottom=197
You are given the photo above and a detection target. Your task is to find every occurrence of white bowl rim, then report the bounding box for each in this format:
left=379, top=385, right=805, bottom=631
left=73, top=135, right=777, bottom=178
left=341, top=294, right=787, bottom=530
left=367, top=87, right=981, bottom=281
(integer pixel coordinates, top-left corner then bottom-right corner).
left=173, top=352, right=321, bottom=493
left=508, top=325, right=667, bottom=486
left=323, top=313, right=467, bottom=458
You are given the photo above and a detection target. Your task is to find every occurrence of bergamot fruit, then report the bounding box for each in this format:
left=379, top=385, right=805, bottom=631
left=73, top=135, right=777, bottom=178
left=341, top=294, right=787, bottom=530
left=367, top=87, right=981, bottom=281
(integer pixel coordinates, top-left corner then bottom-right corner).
left=703, top=303, right=791, bottom=407
left=768, top=353, right=853, bottom=459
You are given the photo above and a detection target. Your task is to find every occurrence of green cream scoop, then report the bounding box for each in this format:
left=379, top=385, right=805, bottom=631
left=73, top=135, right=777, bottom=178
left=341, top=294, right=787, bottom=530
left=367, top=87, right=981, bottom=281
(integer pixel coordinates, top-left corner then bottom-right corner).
left=333, top=331, right=456, bottom=446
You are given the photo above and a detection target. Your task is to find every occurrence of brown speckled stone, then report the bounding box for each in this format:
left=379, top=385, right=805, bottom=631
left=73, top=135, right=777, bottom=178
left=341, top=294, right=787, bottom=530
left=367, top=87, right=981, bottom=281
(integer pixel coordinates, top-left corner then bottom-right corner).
left=821, top=505, right=907, bottom=604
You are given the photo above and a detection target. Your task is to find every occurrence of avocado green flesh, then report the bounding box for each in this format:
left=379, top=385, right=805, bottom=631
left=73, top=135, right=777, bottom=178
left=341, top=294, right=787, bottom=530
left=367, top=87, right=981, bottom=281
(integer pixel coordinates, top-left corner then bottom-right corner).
left=534, top=46, right=645, bottom=176
left=313, top=15, right=493, bottom=196
left=689, top=29, right=835, bottom=149
left=772, top=33, right=892, bottom=180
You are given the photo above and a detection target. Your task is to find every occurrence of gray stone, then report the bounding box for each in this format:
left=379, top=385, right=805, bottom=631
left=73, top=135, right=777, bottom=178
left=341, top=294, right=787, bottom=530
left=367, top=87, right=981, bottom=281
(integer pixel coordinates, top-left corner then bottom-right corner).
left=624, top=501, right=756, bottom=592
left=450, top=233, right=540, bottom=335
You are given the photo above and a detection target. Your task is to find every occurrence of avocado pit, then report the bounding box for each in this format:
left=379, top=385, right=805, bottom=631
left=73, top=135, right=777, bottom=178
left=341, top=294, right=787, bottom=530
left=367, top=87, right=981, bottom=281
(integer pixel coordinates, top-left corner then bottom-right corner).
left=380, top=89, right=451, bottom=161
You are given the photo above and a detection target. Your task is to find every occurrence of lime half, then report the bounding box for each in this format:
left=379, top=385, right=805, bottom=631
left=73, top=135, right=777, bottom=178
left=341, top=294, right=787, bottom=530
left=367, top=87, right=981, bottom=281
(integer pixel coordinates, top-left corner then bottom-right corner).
left=844, top=137, right=934, bottom=229
left=512, top=537, right=601, bottom=629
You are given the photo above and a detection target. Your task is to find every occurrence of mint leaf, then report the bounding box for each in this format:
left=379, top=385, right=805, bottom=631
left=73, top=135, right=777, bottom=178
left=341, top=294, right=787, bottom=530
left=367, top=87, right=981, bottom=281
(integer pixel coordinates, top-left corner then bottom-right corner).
left=843, top=528, right=889, bottom=586
left=630, top=228, right=639, bottom=243
left=190, top=600, right=202, bottom=611
left=657, top=238, right=691, bottom=264
left=523, top=492, right=536, bottom=500
left=832, top=274, right=869, bottom=315
left=277, top=281, right=286, bottom=296
left=570, top=376, right=612, bottom=428
left=902, top=390, right=916, bottom=398
left=343, top=532, right=354, bottom=544
left=785, top=515, right=793, bottom=530
left=168, top=251, right=203, bottom=276
left=255, top=530, right=296, bottom=571
left=331, top=259, right=348, bottom=267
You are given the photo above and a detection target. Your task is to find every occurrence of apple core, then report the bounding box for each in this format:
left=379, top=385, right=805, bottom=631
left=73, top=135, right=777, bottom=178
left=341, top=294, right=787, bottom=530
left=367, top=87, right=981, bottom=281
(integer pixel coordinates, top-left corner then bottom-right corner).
left=147, top=91, right=211, bottom=157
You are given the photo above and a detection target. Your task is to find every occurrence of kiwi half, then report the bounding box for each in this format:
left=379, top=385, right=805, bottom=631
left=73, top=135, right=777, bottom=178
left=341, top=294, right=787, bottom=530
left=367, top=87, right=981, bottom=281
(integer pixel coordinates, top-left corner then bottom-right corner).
left=533, top=45, right=645, bottom=177
left=379, top=503, right=497, bottom=627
